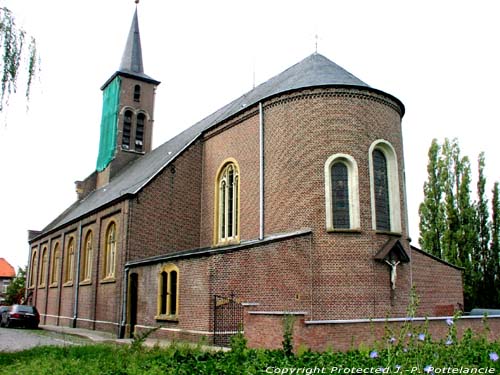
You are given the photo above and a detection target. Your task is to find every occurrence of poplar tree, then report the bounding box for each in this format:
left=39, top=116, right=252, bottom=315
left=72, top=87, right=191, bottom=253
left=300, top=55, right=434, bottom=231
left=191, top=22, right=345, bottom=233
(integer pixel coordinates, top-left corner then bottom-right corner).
left=475, top=152, right=490, bottom=306
left=0, top=6, right=39, bottom=112
left=418, top=139, right=445, bottom=258
left=490, top=182, right=500, bottom=306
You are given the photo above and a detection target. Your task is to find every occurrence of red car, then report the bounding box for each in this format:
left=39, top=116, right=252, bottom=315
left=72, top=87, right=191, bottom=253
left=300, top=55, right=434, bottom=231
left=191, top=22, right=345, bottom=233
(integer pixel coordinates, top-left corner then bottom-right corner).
left=0, top=305, right=40, bottom=329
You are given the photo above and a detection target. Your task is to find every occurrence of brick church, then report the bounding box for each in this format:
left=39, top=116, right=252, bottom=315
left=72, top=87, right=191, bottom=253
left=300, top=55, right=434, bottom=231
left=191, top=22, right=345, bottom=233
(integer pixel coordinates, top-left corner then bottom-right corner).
left=27, top=8, right=464, bottom=348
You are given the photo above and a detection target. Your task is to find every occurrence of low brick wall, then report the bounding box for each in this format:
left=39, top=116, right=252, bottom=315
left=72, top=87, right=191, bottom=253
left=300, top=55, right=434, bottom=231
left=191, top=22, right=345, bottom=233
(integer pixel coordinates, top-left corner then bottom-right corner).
left=245, top=311, right=500, bottom=352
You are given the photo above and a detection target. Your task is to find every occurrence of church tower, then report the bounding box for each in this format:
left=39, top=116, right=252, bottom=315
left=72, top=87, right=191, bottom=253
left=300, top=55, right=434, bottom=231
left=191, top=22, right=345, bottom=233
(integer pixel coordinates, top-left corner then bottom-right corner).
left=95, top=7, right=160, bottom=187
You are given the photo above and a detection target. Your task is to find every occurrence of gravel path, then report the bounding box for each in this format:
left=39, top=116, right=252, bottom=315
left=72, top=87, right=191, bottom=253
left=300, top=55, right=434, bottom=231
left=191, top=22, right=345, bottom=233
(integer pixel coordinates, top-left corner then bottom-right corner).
left=0, top=327, right=87, bottom=352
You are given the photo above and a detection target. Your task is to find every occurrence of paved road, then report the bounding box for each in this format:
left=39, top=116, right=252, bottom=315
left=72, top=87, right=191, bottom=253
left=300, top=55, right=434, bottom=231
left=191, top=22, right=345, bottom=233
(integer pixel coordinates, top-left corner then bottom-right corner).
left=0, top=327, right=88, bottom=352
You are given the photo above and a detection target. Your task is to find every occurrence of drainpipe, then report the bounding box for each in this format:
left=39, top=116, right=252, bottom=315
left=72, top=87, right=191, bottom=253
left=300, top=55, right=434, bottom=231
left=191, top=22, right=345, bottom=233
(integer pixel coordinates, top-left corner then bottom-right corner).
left=259, top=102, right=265, bottom=240
left=25, top=244, right=32, bottom=303
left=119, top=266, right=130, bottom=338
left=72, top=222, right=83, bottom=328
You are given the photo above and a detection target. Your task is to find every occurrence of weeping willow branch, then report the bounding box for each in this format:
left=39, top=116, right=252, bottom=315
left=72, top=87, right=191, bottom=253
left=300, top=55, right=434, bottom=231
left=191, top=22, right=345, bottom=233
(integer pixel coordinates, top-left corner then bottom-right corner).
left=0, top=6, right=39, bottom=112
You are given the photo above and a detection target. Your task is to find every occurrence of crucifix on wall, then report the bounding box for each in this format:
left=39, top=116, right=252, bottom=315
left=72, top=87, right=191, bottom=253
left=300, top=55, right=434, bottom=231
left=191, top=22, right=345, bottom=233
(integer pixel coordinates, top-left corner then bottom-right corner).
left=373, top=238, right=410, bottom=295
left=384, top=259, right=401, bottom=290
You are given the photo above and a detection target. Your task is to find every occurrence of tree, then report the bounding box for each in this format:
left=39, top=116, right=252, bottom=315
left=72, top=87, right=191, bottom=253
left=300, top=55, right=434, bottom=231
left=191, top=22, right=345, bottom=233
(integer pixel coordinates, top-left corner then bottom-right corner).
left=5, top=266, right=26, bottom=305
left=0, top=6, right=39, bottom=112
left=418, top=138, right=500, bottom=310
left=490, top=182, right=500, bottom=305
left=475, top=152, right=490, bottom=307
left=419, top=139, right=446, bottom=258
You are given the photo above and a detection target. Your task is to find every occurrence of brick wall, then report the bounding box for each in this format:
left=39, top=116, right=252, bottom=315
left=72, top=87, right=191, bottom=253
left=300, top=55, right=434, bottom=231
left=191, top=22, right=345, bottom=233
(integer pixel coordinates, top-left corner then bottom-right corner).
left=245, top=312, right=500, bottom=352
left=411, top=247, right=464, bottom=315
left=200, top=110, right=261, bottom=247
left=126, top=141, right=203, bottom=261
left=126, top=232, right=311, bottom=341
left=29, top=202, right=127, bottom=333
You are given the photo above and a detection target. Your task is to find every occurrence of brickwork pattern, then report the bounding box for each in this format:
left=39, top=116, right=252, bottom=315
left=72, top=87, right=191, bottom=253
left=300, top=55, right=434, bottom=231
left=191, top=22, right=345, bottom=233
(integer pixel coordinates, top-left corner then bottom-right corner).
left=245, top=313, right=500, bottom=352
left=127, top=141, right=203, bottom=261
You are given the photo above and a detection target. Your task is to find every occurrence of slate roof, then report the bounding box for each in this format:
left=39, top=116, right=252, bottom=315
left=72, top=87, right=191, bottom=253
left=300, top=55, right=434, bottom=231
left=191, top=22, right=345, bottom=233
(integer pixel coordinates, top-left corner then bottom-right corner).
left=34, top=53, right=404, bottom=240
left=101, top=9, right=160, bottom=90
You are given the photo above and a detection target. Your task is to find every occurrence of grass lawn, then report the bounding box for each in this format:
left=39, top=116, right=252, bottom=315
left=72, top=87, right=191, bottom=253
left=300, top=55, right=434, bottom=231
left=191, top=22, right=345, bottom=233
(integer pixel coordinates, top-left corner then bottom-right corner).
left=0, top=328, right=499, bottom=375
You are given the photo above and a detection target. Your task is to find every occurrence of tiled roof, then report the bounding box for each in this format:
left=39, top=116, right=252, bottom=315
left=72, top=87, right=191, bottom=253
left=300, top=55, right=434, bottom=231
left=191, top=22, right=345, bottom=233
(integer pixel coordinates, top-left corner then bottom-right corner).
left=0, top=258, right=15, bottom=278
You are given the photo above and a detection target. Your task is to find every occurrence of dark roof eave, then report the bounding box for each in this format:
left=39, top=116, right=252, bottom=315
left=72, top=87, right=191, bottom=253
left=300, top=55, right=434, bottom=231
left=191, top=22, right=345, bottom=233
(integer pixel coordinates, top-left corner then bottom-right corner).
left=101, top=71, right=161, bottom=91
left=125, top=228, right=313, bottom=268
left=410, top=245, right=464, bottom=271
left=28, top=192, right=136, bottom=244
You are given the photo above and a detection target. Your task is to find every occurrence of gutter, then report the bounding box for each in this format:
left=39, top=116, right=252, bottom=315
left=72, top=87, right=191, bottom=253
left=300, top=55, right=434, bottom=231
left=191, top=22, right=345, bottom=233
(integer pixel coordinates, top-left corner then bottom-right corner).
left=119, top=267, right=129, bottom=338
left=72, top=221, right=83, bottom=328
left=259, top=102, right=265, bottom=240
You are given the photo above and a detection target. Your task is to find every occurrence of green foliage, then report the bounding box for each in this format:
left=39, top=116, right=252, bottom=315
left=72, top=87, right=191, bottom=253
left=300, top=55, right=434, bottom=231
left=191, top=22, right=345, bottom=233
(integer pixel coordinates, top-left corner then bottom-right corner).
left=130, top=326, right=160, bottom=351
left=419, top=138, right=500, bottom=310
left=419, top=139, right=445, bottom=258
left=282, top=314, right=295, bottom=356
left=5, top=266, right=26, bottom=305
left=0, top=6, right=39, bottom=112
left=0, top=329, right=498, bottom=374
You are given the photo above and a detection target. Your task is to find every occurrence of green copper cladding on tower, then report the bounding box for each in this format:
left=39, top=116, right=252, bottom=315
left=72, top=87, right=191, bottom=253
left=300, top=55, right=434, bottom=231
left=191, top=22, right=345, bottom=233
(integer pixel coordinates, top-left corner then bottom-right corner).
left=96, top=76, right=121, bottom=172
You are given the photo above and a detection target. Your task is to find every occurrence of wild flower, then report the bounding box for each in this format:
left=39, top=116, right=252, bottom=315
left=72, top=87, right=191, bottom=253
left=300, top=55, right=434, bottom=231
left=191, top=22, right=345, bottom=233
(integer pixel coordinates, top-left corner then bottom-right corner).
left=395, top=365, right=402, bottom=371
left=446, top=318, right=454, bottom=326
left=445, top=338, right=453, bottom=346
left=418, top=333, right=426, bottom=341
left=388, top=337, right=396, bottom=344
left=489, top=352, right=499, bottom=362
left=370, top=350, right=378, bottom=359
left=424, top=365, right=434, bottom=374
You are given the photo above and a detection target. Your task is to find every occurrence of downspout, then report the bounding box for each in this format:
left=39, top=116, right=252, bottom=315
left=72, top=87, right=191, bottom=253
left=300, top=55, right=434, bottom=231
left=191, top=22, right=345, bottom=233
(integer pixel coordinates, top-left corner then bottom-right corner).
left=119, top=267, right=129, bottom=338
left=25, top=244, right=32, bottom=303
left=72, top=222, right=83, bottom=328
left=259, top=102, right=265, bottom=240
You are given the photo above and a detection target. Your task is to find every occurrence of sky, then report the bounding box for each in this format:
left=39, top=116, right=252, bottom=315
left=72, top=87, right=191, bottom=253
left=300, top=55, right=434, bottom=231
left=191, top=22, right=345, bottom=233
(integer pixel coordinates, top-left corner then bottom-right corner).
left=1, top=0, right=499, bottom=272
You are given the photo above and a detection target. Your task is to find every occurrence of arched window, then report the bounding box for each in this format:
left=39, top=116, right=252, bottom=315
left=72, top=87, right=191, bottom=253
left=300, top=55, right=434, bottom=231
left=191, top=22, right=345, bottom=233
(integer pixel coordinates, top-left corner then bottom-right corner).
left=64, top=238, right=75, bottom=283
left=104, top=222, right=117, bottom=279
left=135, top=113, right=145, bottom=152
left=122, top=110, right=133, bottom=150
left=215, top=161, right=240, bottom=245
left=29, top=248, right=38, bottom=288
left=324, top=154, right=360, bottom=231
left=157, top=264, right=179, bottom=319
left=81, top=231, right=93, bottom=282
left=373, top=150, right=390, bottom=231
left=133, top=84, right=141, bottom=102
left=39, top=246, right=48, bottom=287
left=369, top=140, right=402, bottom=233
left=50, top=243, right=61, bottom=285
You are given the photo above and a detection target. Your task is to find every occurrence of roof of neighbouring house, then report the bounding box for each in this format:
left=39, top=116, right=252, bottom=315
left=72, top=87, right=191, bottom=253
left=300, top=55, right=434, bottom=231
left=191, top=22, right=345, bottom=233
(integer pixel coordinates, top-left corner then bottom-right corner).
left=33, top=53, right=404, bottom=240
left=0, top=258, right=15, bottom=278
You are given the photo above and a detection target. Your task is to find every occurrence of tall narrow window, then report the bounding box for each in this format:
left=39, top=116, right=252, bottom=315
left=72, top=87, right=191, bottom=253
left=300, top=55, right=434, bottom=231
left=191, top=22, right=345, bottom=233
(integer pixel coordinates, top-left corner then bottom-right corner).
left=324, top=154, right=360, bottom=231
left=39, top=246, right=48, bottom=287
left=369, top=140, right=402, bottom=233
left=216, top=161, right=240, bottom=245
left=65, top=238, right=75, bottom=283
left=29, top=249, right=38, bottom=288
left=157, top=265, right=179, bottom=319
left=135, top=113, right=145, bottom=152
left=50, top=243, right=60, bottom=285
left=81, top=231, right=93, bottom=282
left=373, top=149, right=391, bottom=231
left=160, top=271, right=168, bottom=315
left=331, top=163, right=350, bottom=229
left=122, top=110, right=132, bottom=150
left=133, top=85, right=141, bottom=102
left=104, top=222, right=117, bottom=279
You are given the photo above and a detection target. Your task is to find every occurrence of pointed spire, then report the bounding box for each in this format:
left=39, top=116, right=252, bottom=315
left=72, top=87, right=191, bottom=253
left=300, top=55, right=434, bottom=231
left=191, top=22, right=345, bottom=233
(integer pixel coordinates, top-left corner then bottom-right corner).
left=101, top=6, right=160, bottom=90
left=119, top=9, right=144, bottom=74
